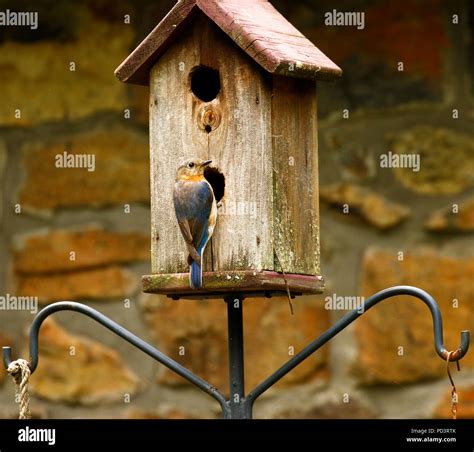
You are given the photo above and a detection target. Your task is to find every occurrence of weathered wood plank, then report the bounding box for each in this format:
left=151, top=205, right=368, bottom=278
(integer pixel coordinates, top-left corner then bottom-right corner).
left=149, top=22, right=209, bottom=274
left=142, top=270, right=324, bottom=297
left=198, top=18, right=274, bottom=272
left=150, top=12, right=322, bottom=283
left=271, top=76, right=320, bottom=275
left=150, top=14, right=274, bottom=275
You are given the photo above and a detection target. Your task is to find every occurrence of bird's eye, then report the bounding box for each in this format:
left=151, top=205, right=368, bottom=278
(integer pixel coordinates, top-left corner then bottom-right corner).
left=188, top=162, right=194, bottom=168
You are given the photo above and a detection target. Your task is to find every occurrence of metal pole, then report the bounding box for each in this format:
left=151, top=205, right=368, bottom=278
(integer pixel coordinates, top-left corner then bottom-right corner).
left=2, top=301, right=227, bottom=410
left=246, top=285, right=470, bottom=404
left=2, top=286, right=469, bottom=420
left=224, top=295, right=249, bottom=419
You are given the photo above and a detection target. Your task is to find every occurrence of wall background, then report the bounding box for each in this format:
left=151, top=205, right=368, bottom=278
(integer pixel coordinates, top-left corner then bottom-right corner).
left=0, top=0, right=473, bottom=419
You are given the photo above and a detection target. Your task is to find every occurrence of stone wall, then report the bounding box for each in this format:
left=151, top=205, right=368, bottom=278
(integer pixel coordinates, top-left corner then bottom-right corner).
left=0, top=0, right=473, bottom=419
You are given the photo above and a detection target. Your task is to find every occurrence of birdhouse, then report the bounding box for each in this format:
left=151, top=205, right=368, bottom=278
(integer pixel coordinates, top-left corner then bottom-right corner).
left=115, top=0, right=342, bottom=298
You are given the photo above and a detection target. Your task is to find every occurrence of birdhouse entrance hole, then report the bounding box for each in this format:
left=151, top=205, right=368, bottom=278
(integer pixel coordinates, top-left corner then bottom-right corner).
left=190, top=65, right=220, bottom=102
left=204, top=165, right=225, bottom=204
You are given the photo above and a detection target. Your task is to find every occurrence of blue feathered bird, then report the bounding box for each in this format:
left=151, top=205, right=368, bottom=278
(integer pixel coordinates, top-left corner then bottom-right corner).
left=173, top=158, right=217, bottom=289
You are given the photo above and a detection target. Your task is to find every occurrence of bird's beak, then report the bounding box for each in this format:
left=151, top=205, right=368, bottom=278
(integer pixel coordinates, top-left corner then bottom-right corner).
left=201, top=160, right=212, bottom=167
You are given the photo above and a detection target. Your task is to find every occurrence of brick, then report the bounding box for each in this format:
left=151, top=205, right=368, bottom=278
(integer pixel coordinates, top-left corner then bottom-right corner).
left=353, top=247, right=474, bottom=384
left=388, top=127, right=474, bottom=195
left=14, top=227, right=149, bottom=274
left=18, top=128, right=149, bottom=212
left=275, top=398, right=377, bottom=419
left=425, top=197, right=474, bottom=232
left=0, top=6, right=133, bottom=126
left=320, top=183, right=410, bottom=230
left=433, top=385, right=474, bottom=419
left=297, top=0, right=447, bottom=116
left=141, top=295, right=330, bottom=393
left=16, top=265, right=139, bottom=304
left=126, top=406, right=212, bottom=419
left=28, top=318, right=140, bottom=404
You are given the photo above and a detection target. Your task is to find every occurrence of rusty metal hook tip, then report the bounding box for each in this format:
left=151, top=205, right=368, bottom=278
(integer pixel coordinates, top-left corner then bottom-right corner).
left=440, top=330, right=470, bottom=362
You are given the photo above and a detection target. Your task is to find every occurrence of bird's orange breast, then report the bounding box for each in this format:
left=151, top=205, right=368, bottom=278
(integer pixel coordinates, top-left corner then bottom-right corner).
left=178, top=174, right=206, bottom=182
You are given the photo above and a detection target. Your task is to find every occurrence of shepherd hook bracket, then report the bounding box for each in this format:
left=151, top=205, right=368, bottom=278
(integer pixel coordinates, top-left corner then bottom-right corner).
left=3, top=285, right=470, bottom=419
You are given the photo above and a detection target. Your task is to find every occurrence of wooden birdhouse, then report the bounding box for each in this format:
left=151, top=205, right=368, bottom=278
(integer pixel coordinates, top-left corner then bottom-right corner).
left=115, top=0, right=342, bottom=298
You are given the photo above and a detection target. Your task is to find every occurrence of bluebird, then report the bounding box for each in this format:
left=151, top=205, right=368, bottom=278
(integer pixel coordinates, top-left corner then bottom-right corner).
left=173, top=158, right=217, bottom=289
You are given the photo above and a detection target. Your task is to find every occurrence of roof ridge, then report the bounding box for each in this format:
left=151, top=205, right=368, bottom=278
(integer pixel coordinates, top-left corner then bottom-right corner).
left=115, top=0, right=341, bottom=85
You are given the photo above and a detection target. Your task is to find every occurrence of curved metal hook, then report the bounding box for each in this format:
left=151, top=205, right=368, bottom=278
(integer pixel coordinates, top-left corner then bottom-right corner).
left=247, top=285, right=470, bottom=404
left=2, top=301, right=227, bottom=409
left=374, top=286, right=469, bottom=361
left=2, top=287, right=470, bottom=413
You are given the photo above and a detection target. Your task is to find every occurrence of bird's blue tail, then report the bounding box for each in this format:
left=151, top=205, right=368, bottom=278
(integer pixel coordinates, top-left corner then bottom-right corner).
left=190, top=255, right=202, bottom=289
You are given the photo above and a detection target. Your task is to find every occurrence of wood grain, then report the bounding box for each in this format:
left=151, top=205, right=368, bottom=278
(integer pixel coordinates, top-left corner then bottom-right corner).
left=271, top=76, right=320, bottom=275
left=198, top=17, right=274, bottom=272
left=149, top=21, right=208, bottom=274
left=142, top=270, right=324, bottom=298
left=150, top=14, right=274, bottom=274
left=149, top=11, right=323, bottom=286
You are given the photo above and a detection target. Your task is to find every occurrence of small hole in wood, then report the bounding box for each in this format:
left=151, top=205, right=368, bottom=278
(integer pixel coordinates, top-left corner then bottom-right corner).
left=204, top=125, right=212, bottom=133
left=204, top=165, right=225, bottom=204
left=190, top=66, right=220, bottom=102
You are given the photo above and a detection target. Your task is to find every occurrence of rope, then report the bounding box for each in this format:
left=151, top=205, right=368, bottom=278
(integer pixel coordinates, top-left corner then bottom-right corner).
left=7, top=359, right=31, bottom=419
left=446, top=351, right=460, bottom=420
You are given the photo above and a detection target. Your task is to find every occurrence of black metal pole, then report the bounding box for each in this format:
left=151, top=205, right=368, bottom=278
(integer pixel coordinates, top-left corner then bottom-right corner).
left=224, top=295, right=249, bottom=419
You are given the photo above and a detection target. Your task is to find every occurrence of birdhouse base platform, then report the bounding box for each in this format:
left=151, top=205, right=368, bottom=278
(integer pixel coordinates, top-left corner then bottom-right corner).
left=142, top=271, right=324, bottom=300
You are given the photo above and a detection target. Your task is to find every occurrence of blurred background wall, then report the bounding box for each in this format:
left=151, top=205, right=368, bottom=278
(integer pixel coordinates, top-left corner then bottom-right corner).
left=0, top=0, right=473, bottom=419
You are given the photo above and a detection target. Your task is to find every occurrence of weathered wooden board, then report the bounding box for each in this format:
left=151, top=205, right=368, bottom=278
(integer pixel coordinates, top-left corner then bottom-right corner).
left=271, top=76, right=320, bottom=275
left=199, top=17, right=274, bottom=272
left=149, top=22, right=209, bottom=274
left=150, top=13, right=274, bottom=274
left=142, top=271, right=324, bottom=298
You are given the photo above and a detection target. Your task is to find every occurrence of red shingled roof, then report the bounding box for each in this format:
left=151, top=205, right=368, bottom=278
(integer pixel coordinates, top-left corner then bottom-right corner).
left=115, top=0, right=342, bottom=85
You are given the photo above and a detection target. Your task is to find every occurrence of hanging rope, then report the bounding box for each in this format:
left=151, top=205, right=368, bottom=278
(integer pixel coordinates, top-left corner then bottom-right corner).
left=7, top=359, right=31, bottom=419
left=446, top=351, right=460, bottom=420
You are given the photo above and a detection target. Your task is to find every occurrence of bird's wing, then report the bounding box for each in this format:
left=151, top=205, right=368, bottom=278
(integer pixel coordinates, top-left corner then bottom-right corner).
left=174, top=180, right=214, bottom=251
left=174, top=218, right=200, bottom=264
left=188, top=182, right=214, bottom=250
left=176, top=217, right=193, bottom=244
